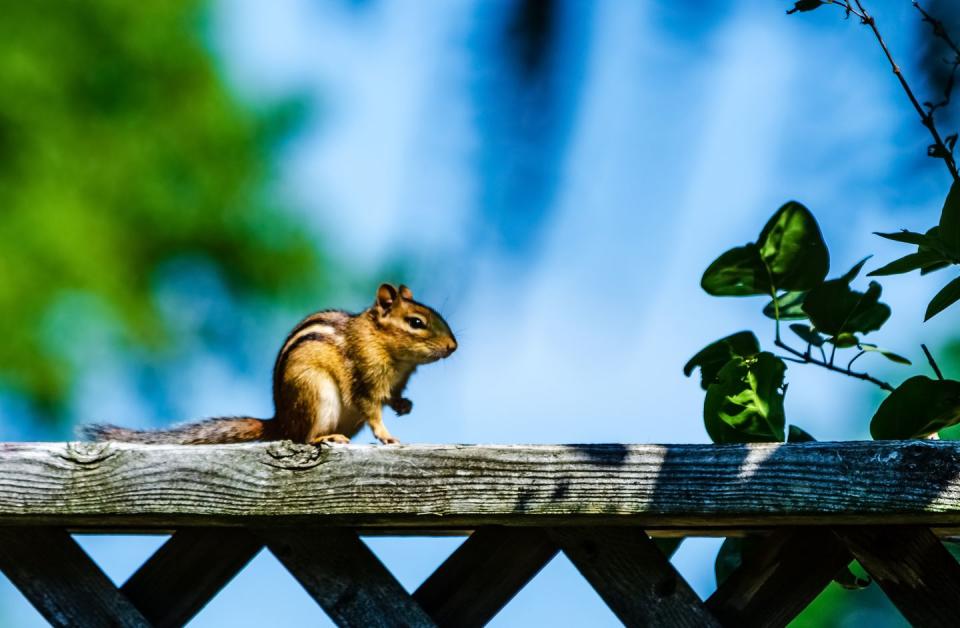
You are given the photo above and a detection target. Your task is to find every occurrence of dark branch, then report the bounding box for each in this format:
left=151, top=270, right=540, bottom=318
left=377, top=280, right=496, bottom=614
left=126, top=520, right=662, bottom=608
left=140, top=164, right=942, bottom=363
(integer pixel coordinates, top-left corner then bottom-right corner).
left=775, top=339, right=895, bottom=391
left=922, top=343, right=946, bottom=380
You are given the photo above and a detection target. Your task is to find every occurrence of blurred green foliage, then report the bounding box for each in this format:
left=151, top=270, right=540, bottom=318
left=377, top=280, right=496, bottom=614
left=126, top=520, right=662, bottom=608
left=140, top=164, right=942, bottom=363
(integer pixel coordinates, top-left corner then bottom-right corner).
left=0, top=0, right=323, bottom=410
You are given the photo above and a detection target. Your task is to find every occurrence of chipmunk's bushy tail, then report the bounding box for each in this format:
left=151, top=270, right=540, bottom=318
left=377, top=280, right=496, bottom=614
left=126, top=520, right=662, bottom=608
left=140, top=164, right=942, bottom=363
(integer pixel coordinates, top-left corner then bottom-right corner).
left=82, top=417, right=271, bottom=445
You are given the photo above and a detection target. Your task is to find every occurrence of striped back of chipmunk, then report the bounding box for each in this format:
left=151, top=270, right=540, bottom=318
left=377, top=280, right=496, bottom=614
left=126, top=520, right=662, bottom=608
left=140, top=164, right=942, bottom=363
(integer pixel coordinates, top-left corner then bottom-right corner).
left=271, top=309, right=351, bottom=406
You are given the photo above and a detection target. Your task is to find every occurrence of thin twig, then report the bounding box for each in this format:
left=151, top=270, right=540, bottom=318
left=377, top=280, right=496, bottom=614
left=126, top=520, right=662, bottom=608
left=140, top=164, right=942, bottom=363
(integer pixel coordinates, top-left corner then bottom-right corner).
left=922, top=343, right=945, bottom=379
left=819, top=0, right=960, bottom=180
left=775, top=338, right=895, bottom=391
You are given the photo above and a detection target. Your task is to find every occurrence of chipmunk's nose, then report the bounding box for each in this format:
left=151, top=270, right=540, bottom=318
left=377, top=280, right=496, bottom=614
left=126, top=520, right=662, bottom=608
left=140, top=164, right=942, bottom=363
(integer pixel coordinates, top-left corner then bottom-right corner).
left=444, top=338, right=458, bottom=356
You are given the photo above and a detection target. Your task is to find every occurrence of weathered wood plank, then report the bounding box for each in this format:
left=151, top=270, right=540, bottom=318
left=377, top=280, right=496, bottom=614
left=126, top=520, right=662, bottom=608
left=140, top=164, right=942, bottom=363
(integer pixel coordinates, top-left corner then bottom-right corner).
left=263, top=527, right=436, bottom=627
left=0, top=527, right=149, bottom=627
left=413, top=527, right=558, bottom=626
left=1, top=441, right=960, bottom=527
left=834, top=526, right=960, bottom=627
left=121, top=527, right=263, bottom=627
left=551, top=527, right=720, bottom=627
left=706, top=529, right=852, bottom=628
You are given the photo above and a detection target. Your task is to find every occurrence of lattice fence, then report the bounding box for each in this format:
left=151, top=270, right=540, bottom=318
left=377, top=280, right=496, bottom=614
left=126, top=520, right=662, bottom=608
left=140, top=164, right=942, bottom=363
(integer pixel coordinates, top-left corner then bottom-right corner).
left=0, top=441, right=958, bottom=626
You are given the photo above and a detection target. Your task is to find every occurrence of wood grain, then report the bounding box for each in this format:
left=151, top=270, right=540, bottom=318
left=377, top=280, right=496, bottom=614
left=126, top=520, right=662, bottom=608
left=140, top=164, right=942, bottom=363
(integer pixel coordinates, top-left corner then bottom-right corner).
left=263, top=527, right=435, bottom=627
left=551, top=527, right=719, bottom=627
left=0, top=441, right=959, bottom=527
left=0, top=527, right=149, bottom=627
left=834, top=526, right=960, bottom=627
left=706, top=529, right=852, bottom=628
left=121, top=527, right=263, bottom=627
left=413, top=526, right=558, bottom=626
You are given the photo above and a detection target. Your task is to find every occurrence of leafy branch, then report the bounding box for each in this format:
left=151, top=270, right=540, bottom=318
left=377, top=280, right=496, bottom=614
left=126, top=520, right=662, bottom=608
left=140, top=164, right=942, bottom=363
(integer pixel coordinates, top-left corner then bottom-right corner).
left=773, top=337, right=894, bottom=392
left=700, top=0, right=960, bottom=591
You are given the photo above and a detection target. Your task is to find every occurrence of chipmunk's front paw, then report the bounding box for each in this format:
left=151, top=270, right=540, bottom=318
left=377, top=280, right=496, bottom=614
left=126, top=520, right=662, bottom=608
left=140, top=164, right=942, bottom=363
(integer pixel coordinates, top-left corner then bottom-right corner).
left=391, top=397, right=413, bottom=416
left=311, top=434, right=350, bottom=445
left=377, top=434, right=400, bottom=445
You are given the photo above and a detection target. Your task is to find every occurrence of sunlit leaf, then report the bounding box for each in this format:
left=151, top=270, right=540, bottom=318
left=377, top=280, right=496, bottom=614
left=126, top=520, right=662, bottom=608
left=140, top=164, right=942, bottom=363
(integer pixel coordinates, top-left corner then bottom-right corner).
left=870, top=376, right=960, bottom=439
left=829, top=332, right=860, bottom=348
left=787, top=425, right=816, bottom=442
left=803, top=279, right=890, bottom=337
left=704, top=353, right=786, bottom=443
left=757, top=201, right=830, bottom=291
left=763, top=291, right=807, bottom=320
left=684, top=332, right=761, bottom=390
left=868, top=250, right=946, bottom=277
left=925, top=275, right=960, bottom=320
left=701, top=245, right=770, bottom=296
left=858, top=344, right=912, bottom=365
left=789, top=323, right=824, bottom=347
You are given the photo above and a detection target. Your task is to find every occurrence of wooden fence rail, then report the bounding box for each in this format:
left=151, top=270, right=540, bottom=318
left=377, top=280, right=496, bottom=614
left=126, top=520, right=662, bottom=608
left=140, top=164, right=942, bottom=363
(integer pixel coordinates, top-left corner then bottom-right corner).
left=0, top=441, right=959, bottom=626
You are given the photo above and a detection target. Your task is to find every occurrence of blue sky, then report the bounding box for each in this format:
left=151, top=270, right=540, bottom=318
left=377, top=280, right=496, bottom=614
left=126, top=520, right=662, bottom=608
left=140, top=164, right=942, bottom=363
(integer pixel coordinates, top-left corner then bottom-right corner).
left=1, top=0, right=948, bottom=624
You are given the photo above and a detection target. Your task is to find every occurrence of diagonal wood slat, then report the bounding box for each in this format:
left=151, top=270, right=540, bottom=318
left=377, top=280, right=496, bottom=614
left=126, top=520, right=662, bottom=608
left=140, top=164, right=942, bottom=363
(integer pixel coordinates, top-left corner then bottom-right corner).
left=834, top=526, right=960, bottom=628
left=706, top=529, right=853, bottom=628
left=550, top=527, right=720, bottom=627
left=0, top=527, right=149, bottom=628
left=263, top=527, right=436, bottom=628
left=413, top=526, right=559, bottom=627
left=121, top=527, right=263, bottom=627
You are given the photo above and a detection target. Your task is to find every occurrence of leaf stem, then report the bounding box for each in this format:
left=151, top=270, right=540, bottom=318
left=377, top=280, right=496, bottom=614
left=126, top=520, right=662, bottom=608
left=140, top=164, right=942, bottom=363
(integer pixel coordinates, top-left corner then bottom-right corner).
left=847, top=350, right=866, bottom=370
left=775, top=338, right=895, bottom=391
left=922, top=343, right=945, bottom=379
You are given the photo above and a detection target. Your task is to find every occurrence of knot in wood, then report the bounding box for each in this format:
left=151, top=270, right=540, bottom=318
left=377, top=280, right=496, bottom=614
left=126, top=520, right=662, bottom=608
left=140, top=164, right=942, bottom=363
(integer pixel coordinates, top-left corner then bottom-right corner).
left=60, top=441, right=115, bottom=466
left=264, top=441, right=327, bottom=470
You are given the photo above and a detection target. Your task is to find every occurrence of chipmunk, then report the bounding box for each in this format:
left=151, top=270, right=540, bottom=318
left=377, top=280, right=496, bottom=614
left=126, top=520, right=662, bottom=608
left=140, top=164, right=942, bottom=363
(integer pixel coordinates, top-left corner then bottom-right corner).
left=84, top=283, right=457, bottom=445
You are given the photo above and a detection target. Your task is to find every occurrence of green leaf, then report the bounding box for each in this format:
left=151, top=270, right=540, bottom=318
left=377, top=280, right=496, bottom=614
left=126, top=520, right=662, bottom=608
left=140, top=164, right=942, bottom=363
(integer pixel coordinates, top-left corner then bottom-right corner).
left=870, top=376, right=960, bottom=439
left=803, top=280, right=890, bottom=336
left=922, top=261, right=951, bottom=275
left=763, top=291, right=808, bottom=320
left=684, top=332, right=761, bottom=390
left=945, top=539, right=960, bottom=565
left=925, top=275, right=960, bottom=321
left=715, top=537, right=762, bottom=587
left=789, top=323, right=824, bottom=347
left=830, top=332, right=860, bottom=348
left=868, top=250, right=946, bottom=277
left=939, top=180, right=960, bottom=257
left=874, top=230, right=930, bottom=245
left=757, top=201, right=830, bottom=291
left=704, top=353, right=787, bottom=443
left=701, top=245, right=770, bottom=296
left=787, top=425, right=816, bottom=442
left=920, top=226, right=954, bottom=260
left=840, top=256, right=871, bottom=283
left=786, top=0, right=824, bottom=14
left=834, top=562, right=871, bottom=590
left=858, top=344, right=912, bottom=365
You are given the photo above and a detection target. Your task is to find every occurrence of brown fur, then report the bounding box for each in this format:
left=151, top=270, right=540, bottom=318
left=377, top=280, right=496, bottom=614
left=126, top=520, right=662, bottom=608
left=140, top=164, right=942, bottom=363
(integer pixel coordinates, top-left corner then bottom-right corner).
left=83, top=284, right=457, bottom=445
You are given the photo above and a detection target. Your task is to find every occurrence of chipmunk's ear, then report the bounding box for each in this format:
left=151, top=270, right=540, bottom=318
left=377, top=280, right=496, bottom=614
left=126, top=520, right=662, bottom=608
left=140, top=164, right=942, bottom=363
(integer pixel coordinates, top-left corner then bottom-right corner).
left=398, top=285, right=413, bottom=301
left=376, top=283, right=398, bottom=313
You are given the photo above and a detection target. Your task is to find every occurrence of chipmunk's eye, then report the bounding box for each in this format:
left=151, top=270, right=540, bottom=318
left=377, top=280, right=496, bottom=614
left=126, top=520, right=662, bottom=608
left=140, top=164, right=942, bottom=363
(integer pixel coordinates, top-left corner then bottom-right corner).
left=406, top=316, right=426, bottom=330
